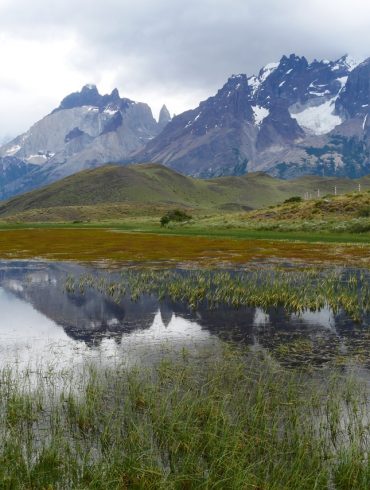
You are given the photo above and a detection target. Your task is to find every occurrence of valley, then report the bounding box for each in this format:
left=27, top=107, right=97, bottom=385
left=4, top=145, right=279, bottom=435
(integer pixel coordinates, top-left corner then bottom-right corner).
left=0, top=45, right=369, bottom=488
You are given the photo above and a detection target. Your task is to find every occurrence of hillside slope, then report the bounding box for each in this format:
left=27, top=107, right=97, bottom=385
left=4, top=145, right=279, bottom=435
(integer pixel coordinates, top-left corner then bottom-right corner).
left=0, top=163, right=369, bottom=222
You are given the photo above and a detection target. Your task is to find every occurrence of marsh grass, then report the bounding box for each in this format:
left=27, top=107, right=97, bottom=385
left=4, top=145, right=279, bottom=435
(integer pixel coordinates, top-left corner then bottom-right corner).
left=0, top=346, right=368, bottom=489
left=1, top=229, right=370, bottom=269
left=66, top=268, right=370, bottom=322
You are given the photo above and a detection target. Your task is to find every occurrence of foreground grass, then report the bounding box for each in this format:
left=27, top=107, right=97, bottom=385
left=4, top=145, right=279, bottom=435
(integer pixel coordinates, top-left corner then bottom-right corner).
left=0, top=347, right=368, bottom=489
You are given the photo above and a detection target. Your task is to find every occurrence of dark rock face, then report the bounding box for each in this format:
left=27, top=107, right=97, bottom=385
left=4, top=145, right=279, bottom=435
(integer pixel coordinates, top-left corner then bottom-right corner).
left=138, top=74, right=257, bottom=177
left=100, top=111, right=123, bottom=134
left=54, top=85, right=132, bottom=114
left=336, top=59, right=370, bottom=117
left=256, top=100, right=305, bottom=151
left=64, top=127, right=86, bottom=143
left=137, top=54, right=370, bottom=179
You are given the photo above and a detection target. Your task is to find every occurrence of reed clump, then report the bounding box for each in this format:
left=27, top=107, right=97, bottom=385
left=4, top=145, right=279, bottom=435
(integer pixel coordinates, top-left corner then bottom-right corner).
left=0, top=346, right=368, bottom=489
left=66, top=268, right=370, bottom=322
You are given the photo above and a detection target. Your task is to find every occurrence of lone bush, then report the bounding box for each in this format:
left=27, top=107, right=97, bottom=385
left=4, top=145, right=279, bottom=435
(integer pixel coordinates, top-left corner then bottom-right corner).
left=284, top=196, right=303, bottom=204
left=160, top=209, right=192, bottom=227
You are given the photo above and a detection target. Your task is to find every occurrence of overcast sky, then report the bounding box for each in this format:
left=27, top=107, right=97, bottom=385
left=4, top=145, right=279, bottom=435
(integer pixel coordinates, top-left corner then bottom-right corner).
left=0, top=0, right=369, bottom=140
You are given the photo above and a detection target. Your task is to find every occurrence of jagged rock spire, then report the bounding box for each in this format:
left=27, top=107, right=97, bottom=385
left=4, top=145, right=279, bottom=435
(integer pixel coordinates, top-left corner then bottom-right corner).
left=159, top=104, right=172, bottom=128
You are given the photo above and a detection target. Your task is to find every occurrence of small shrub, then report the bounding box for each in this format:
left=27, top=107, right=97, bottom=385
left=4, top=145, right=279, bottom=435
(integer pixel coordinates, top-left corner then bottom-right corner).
left=160, top=209, right=192, bottom=227
left=284, top=196, right=303, bottom=204
left=160, top=215, right=170, bottom=227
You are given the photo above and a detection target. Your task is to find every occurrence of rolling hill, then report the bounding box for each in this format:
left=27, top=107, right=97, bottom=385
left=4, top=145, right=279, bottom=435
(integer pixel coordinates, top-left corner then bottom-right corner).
left=0, top=163, right=369, bottom=222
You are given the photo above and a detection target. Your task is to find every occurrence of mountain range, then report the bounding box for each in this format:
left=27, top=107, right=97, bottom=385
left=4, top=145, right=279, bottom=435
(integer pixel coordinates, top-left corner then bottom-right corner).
left=0, top=53, right=369, bottom=199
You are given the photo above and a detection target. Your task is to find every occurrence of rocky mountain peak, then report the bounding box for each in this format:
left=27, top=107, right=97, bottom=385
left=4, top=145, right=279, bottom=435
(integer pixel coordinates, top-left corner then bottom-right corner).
left=54, top=85, right=133, bottom=114
left=279, top=54, right=309, bottom=69
left=336, top=57, right=370, bottom=117
left=1, top=53, right=369, bottom=198
left=209, top=74, right=253, bottom=121
left=158, top=105, right=172, bottom=128
left=137, top=52, right=370, bottom=180
left=110, top=88, right=121, bottom=101
left=81, top=83, right=98, bottom=93
left=56, top=85, right=102, bottom=112
left=336, top=54, right=362, bottom=72
left=0, top=83, right=161, bottom=198
left=214, top=74, right=250, bottom=101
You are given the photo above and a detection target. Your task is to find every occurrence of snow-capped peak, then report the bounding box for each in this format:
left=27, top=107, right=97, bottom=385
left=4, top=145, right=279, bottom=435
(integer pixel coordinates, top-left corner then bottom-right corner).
left=333, top=54, right=363, bottom=72
left=259, top=62, right=279, bottom=82
left=343, top=54, right=362, bottom=71
left=248, top=61, right=278, bottom=95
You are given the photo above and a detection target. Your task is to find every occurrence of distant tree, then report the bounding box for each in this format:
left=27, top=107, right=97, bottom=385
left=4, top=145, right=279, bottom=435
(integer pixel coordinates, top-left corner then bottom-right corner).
left=160, top=209, right=192, bottom=226
left=160, top=215, right=170, bottom=227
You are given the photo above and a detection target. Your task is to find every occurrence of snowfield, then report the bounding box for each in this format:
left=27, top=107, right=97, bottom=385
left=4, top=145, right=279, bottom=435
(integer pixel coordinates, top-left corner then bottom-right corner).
left=290, top=99, right=343, bottom=135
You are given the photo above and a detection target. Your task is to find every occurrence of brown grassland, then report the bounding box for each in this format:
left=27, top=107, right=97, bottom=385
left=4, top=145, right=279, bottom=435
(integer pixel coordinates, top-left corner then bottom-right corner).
left=0, top=228, right=369, bottom=267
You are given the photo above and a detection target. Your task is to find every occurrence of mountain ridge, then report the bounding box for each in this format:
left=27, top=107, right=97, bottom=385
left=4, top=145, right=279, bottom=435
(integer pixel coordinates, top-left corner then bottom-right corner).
left=0, top=53, right=369, bottom=198
left=137, top=53, right=370, bottom=178
left=0, top=85, right=169, bottom=199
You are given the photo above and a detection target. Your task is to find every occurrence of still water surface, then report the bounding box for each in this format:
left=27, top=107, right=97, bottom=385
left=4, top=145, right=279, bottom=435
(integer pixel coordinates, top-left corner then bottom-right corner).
left=0, top=260, right=369, bottom=372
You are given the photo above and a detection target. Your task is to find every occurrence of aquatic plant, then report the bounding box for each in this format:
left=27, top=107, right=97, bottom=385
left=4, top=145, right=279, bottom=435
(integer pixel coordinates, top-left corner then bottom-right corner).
left=0, top=346, right=368, bottom=488
left=65, top=267, right=370, bottom=323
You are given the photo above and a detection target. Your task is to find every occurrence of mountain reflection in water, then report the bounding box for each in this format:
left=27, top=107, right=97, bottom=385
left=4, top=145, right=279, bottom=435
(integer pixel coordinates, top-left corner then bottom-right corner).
left=0, top=261, right=368, bottom=371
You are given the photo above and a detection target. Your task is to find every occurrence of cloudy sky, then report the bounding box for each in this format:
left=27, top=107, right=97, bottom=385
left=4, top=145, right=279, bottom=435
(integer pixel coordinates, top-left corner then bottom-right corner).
left=0, top=0, right=369, bottom=140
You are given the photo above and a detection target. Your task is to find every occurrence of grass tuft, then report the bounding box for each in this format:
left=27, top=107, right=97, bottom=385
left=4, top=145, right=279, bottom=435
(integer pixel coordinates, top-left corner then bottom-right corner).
left=0, top=346, right=368, bottom=488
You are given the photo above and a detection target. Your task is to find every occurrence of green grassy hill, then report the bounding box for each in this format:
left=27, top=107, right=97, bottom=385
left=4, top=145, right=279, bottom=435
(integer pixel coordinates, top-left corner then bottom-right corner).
left=248, top=192, right=370, bottom=221
left=197, top=189, right=370, bottom=235
left=0, top=163, right=369, bottom=222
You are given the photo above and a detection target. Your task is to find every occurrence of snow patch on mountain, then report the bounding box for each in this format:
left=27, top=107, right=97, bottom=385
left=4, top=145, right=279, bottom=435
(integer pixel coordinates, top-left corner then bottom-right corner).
left=248, top=62, right=279, bottom=95
left=26, top=154, right=48, bottom=165
left=260, top=62, right=279, bottom=82
left=337, top=76, right=348, bottom=89
left=248, top=76, right=260, bottom=95
left=5, top=145, right=21, bottom=156
left=343, top=55, right=362, bottom=71
left=363, top=114, right=368, bottom=130
left=103, top=108, right=118, bottom=116
left=252, top=106, right=269, bottom=126
left=290, top=98, right=343, bottom=135
left=332, top=55, right=362, bottom=73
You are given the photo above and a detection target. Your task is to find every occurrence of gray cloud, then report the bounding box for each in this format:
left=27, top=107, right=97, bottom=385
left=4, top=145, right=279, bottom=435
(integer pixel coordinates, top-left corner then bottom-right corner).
left=0, top=0, right=369, bottom=137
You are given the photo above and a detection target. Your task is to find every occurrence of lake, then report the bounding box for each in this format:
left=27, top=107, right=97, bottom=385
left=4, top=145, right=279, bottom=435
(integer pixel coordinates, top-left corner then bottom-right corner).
left=0, top=260, right=369, bottom=375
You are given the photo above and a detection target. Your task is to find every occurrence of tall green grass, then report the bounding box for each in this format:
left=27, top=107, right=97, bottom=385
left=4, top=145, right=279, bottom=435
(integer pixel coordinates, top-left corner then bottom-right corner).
left=0, top=346, right=368, bottom=489
left=66, top=268, right=370, bottom=322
